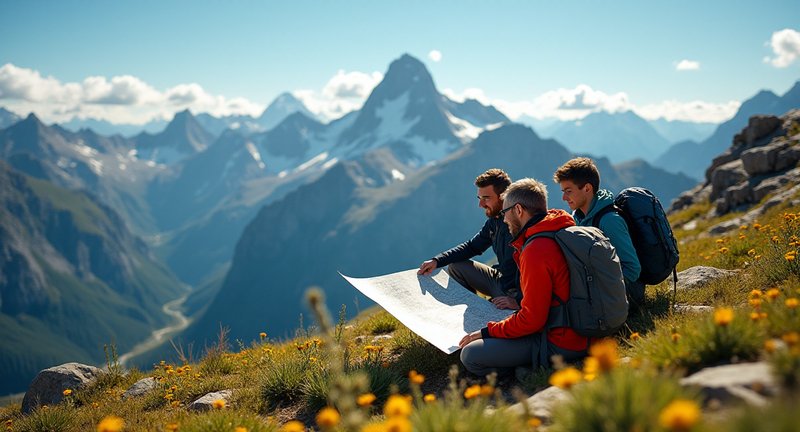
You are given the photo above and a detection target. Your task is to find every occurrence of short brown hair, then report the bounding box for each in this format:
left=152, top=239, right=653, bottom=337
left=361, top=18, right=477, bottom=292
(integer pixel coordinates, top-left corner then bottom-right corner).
left=475, top=168, right=512, bottom=195
left=501, top=178, right=548, bottom=214
left=553, top=157, right=600, bottom=193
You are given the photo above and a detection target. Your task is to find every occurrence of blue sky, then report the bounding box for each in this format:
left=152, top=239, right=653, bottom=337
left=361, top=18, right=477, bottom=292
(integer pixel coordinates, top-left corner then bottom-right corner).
left=1, top=0, right=798, bottom=124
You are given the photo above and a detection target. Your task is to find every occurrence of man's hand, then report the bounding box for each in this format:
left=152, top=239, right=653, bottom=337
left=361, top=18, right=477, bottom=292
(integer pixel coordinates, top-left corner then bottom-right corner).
left=458, top=330, right=482, bottom=348
left=491, top=296, right=520, bottom=310
left=417, top=259, right=438, bottom=275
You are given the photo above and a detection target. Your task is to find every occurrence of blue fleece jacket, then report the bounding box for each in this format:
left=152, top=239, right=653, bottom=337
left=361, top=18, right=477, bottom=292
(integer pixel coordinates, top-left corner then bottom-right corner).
left=573, top=189, right=641, bottom=282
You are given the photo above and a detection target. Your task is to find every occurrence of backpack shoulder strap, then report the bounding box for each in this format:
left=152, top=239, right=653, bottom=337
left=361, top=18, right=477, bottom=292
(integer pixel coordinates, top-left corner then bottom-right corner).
left=590, top=205, right=619, bottom=229
left=521, top=230, right=555, bottom=251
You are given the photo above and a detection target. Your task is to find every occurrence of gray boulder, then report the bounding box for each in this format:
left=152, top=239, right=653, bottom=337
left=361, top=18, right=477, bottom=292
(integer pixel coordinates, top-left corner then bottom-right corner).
left=710, top=160, right=747, bottom=201
left=22, top=362, right=103, bottom=413
left=680, top=362, right=777, bottom=406
left=676, top=266, right=738, bottom=291
left=188, top=390, right=233, bottom=412
left=122, top=377, right=159, bottom=399
left=733, top=115, right=782, bottom=148
left=505, top=385, right=570, bottom=423
left=740, top=140, right=790, bottom=176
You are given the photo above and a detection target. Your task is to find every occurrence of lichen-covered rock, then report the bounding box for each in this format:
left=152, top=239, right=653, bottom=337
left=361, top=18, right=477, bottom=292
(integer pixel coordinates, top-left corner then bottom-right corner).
left=122, top=377, right=159, bottom=399
left=676, top=266, right=738, bottom=291
left=680, top=362, right=777, bottom=406
left=22, top=363, right=103, bottom=413
left=188, top=390, right=233, bottom=412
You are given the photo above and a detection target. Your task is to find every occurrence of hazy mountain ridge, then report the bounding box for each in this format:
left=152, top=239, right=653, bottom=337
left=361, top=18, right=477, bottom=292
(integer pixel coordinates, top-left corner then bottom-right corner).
left=186, top=123, right=695, bottom=344
left=0, top=161, right=185, bottom=395
left=656, top=81, right=800, bottom=179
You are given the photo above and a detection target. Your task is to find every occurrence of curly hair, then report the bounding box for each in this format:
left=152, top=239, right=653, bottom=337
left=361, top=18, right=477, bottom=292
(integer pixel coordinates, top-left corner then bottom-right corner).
left=474, top=168, right=512, bottom=195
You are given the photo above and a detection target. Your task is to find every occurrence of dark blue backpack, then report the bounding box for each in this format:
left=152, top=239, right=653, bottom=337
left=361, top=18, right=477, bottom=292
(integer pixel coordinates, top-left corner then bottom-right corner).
left=593, top=187, right=680, bottom=286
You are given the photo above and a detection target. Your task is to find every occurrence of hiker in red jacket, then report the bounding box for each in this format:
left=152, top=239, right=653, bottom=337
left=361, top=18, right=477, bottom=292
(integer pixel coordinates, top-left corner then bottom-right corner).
left=459, top=178, right=589, bottom=377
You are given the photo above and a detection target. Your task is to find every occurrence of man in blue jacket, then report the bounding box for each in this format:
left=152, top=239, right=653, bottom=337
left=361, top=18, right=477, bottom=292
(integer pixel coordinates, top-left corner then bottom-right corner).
left=553, top=157, right=645, bottom=307
left=417, top=169, right=521, bottom=310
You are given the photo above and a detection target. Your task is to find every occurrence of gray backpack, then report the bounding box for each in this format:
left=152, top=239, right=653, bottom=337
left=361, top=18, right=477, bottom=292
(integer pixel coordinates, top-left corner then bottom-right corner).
left=523, top=226, right=628, bottom=338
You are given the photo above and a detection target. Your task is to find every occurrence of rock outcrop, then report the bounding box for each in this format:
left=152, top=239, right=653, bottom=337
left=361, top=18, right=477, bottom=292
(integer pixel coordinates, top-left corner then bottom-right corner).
left=671, top=110, right=800, bottom=226
left=21, top=362, right=103, bottom=414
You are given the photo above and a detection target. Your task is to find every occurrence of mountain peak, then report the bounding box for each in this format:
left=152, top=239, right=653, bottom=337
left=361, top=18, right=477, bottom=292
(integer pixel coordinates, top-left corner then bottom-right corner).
left=258, top=92, right=317, bottom=130
left=381, top=54, right=435, bottom=92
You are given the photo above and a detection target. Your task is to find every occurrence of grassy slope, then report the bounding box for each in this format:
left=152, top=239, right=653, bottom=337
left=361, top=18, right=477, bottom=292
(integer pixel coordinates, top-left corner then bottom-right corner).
left=2, top=185, right=799, bottom=431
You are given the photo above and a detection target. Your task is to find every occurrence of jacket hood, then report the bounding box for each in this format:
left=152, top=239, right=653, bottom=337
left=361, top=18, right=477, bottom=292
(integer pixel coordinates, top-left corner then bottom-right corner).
left=513, top=209, right=575, bottom=248
left=576, top=188, right=615, bottom=222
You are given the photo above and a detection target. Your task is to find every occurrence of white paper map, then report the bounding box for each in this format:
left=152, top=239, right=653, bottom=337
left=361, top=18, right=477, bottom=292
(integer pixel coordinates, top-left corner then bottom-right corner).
left=340, top=268, right=514, bottom=353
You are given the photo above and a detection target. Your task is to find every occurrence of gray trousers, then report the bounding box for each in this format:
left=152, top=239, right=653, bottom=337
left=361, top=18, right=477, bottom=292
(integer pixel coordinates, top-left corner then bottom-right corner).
left=460, top=332, right=587, bottom=377
left=446, top=260, right=507, bottom=298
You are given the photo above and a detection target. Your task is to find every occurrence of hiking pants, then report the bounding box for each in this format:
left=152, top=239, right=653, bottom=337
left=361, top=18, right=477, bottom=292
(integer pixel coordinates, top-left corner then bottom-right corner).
left=460, top=333, right=586, bottom=377
left=446, top=260, right=506, bottom=298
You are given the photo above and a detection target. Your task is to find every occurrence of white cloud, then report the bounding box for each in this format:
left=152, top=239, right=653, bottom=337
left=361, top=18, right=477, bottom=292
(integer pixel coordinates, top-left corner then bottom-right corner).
left=428, top=50, right=442, bottom=62
left=295, top=69, right=383, bottom=121
left=634, top=100, right=740, bottom=123
left=0, top=63, right=81, bottom=102
left=0, top=63, right=264, bottom=124
left=445, top=84, right=737, bottom=123
left=766, top=28, right=800, bottom=68
left=675, top=59, right=700, bottom=71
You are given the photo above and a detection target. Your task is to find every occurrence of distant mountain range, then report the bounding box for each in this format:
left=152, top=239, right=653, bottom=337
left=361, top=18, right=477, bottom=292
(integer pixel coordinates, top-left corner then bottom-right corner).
left=3, top=52, right=793, bottom=387
left=184, top=123, right=696, bottom=344
left=656, top=81, right=800, bottom=179
left=0, top=161, right=185, bottom=395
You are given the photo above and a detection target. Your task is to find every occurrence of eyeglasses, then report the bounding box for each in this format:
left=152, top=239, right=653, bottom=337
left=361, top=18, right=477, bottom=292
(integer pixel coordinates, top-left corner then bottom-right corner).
left=499, top=203, right=521, bottom=218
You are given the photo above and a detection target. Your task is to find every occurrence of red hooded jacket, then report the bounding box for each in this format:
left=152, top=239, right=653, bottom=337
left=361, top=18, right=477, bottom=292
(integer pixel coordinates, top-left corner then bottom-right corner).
left=485, top=209, right=589, bottom=351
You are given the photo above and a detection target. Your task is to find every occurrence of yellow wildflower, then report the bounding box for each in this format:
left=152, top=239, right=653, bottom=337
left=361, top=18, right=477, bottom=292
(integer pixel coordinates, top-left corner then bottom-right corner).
left=62, top=389, right=73, bottom=396
left=671, top=333, right=681, bottom=343
left=260, top=332, right=267, bottom=340
left=170, top=401, right=180, bottom=408
left=772, top=235, right=780, bottom=243
left=280, top=421, right=305, bottom=432
left=749, top=298, right=762, bottom=308
left=97, top=415, right=124, bottom=432
left=360, top=424, right=385, bottom=432
left=463, top=384, right=481, bottom=399
left=316, top=407, right=340, bottom=428
left=549, top=367, right=582, bottom=389
left=528, top=417, right=542, bottom=428
left=480, top=384, right=494, bottom=397
left=357, top=393, right=377, bottom=407
left=713, top=307, right=734, bottom=326
left=719, top=247, right=729, bottom=254
left=164, top=393, right=174, bottom=401
left=716, top=239, right=725, bottom=244
left=747, top=249, right=757, bottom=257
left=383, top=394, right=412, bottom=417
left=582, top=356, right=599, bottom=381
left=659, top=399, right=701, bottom=431
left=750, top=311, right=761, bottom=321
left=589, top=339, right=619, bottom=371
left=753, top=223, right=762, bottom=230
left=785, top=252, right=796, bottom=261
left=212, top=399, right=226, bottom=409
left=765, top=339, right=777, bottom=353
left=235, top=427, right=248, bottom=432
left=165, top=423, right=178, bottom=431
left=629, top=332, right=641, bottom=341
left=767, top=288, right=781, bottom=299
left=739, top=224, right=748, bottom=230
left=783, top=331, right=799, bottom=346
left=786, top=298, right=799, bottom=309
left=91, top=402, right=99, bottom=408
left=384, top=416, right=412, bottom=432
left=408, top=370, right=425, bottom=385
left=423, top=393, right=436, bottom=403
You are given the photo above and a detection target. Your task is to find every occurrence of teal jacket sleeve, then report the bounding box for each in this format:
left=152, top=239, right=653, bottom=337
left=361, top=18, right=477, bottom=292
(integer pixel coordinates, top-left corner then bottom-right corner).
left=599, top=213, right=641, bottom=281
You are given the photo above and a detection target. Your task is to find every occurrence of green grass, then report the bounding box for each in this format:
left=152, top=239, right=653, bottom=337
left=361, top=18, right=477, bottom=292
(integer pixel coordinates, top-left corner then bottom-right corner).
left=5, top=189, right=800, bottom=431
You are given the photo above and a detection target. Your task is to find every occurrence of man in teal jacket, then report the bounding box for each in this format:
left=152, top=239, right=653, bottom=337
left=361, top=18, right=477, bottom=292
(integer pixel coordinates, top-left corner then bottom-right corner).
left=553, top=157, right=644, bottom=307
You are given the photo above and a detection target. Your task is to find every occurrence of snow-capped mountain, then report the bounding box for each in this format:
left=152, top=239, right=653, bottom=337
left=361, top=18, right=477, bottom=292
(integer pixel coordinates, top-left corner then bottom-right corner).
left=133, top=110, right=214, bottom=165
left=0, top=107, right=21, bottom=130
left=333, top=54, right=506, bottom=166
left=257, top=92, right=321, bottom=131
